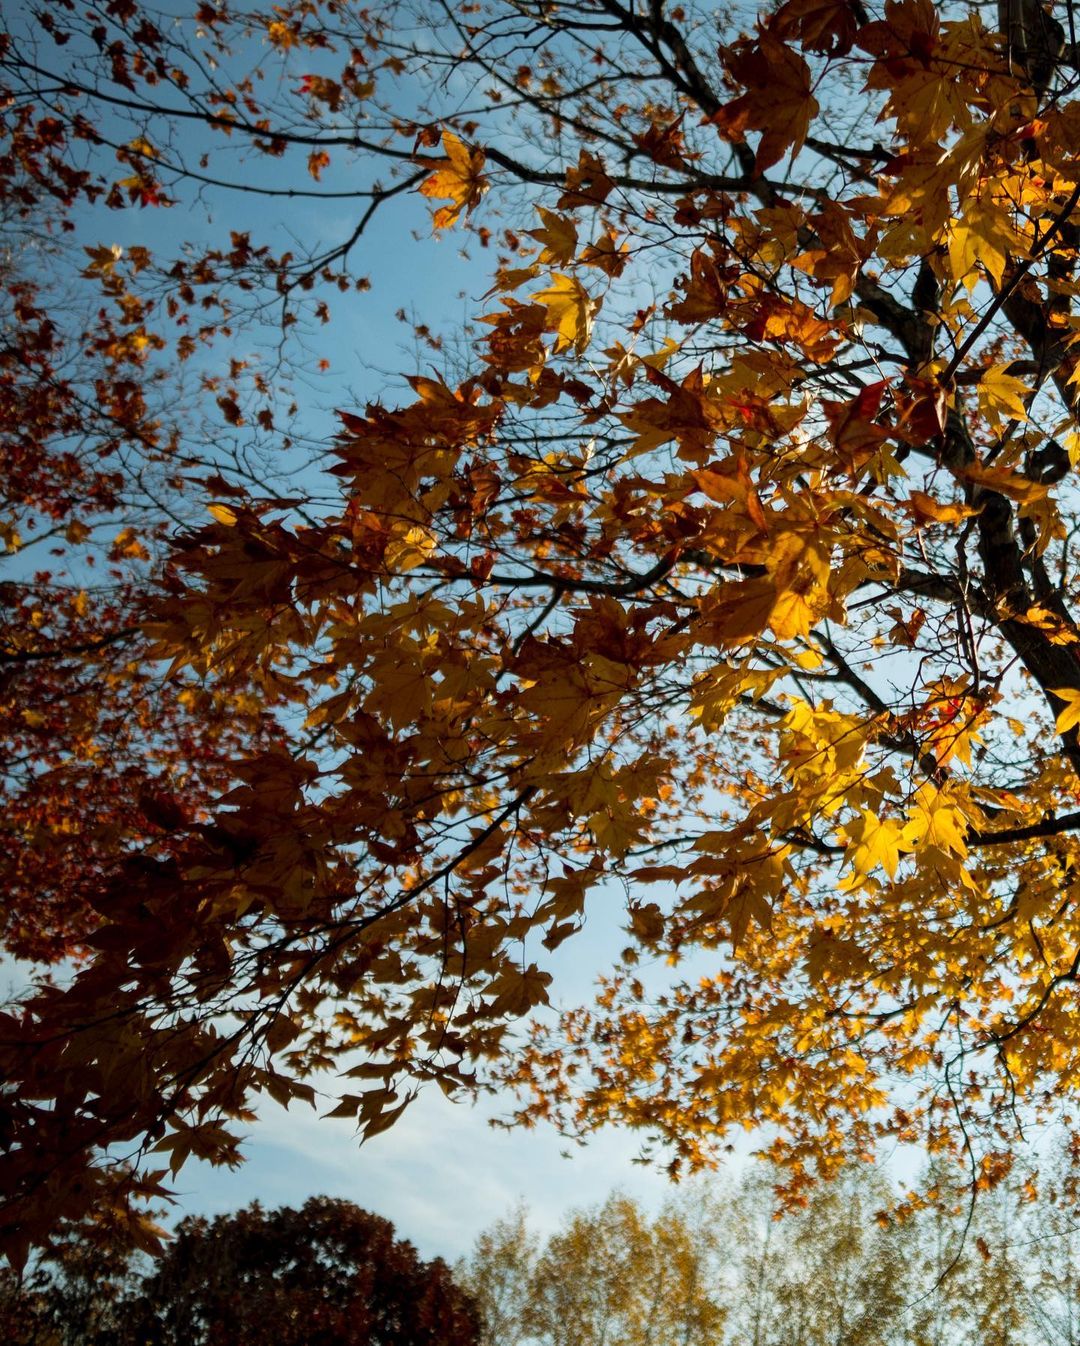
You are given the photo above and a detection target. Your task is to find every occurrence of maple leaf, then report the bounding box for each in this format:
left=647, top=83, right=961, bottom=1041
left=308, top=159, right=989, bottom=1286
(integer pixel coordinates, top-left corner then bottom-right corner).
left=530, top=273, right=597, bottom=353
left=843, top=810, right=908, bottom=881
left=487, top=965, right=553, bottom=1017
left=713, top=32, right=818, bottom=171
left=383, top=524, right=437, bottom=572
left=527, top=207, right=578, bottom=265
left=419, top=130, right=488, bottom=230
left=724, top=883, right=773, bottom=951
left=1018, top=608, right=1080, bottom=644
left=906, top=490, right=981, bottom=525
left=82, top=243, right=124, bottom=278
left=772, top=0, right=863, bottom=54
left=962, top=462, right=1049, bottom=504
left=978, top=363, right=1031, bottom=427
left=1051, top=688, right=1080, bottom=736
left=699, top=577, right=778, bottom=646
left=903, top=786, right=970, bottom=859
left=948, top=201, right=1025, bottom=290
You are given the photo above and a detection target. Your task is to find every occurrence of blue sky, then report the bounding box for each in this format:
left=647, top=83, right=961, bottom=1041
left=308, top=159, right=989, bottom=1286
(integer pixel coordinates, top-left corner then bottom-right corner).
left=164, top=877, right=748, bottom=1261
left=176, top=1087, right=685, bottom=1262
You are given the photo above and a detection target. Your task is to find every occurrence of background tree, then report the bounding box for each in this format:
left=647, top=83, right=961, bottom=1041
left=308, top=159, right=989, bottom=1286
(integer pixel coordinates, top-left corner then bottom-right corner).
left=127, top=1198, right=479, bottom=1346
left=458, top=1204, right=538, bottom=1346
left=14, top=0, right=1080, bottom=1262
left=526, top=1191, right=727, bottom=1346
left=725, top=1166, right=914, bottom=1346
left=1024, top=1146, right=1080, bottom=1346
left=462, top=1161, right=1080, bottom=1346
left=461, top=1187, right=730, bottom=1346
left=2, top=1198, right=479, bottom=1346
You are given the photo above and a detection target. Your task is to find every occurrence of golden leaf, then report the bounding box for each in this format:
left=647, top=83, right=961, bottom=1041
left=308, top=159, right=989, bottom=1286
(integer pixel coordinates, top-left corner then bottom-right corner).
left=527, top=207, right=578, bottom=265
left=1051, top=687, right=1080, bottom=735
left=843, top=810, right=907, bottom=880
left=530, top=273, right=597, bottom=353
left=977, top=363, right=1030, bottom=427
left=419, top=130, right=488, bottom=230
left=907, top=490, right=981, bottom=524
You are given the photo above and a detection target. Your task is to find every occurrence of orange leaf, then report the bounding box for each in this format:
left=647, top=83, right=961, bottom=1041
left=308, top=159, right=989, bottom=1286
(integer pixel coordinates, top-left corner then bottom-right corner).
left=713, top=32, right=818, bottom=171
left=906, top=490, right=981, bottom=524
left=419, top=130, right=488, bottom=230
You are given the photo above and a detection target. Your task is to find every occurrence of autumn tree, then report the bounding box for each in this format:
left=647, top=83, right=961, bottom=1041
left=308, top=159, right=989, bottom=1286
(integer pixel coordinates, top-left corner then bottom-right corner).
left=462, top=1164, right=1080, bottom=1346
left=0, top=34, right=290, bottom=964
left=14, top=0, right=1080, bottom=1263
left=723, top=1167, right=915, bottom=1346
left=527, top=1191, right=727, bottom=1346
left=1020, top=1144, right=1080, bottom=1345
left=462, top=1170, right=910, bottom=1346
left=1, top=1198, right=479, bottom=1346
left=122, top=1198, right=479, bottom=1346
left=462, top=1190, right=729, bottom=1346
left=457, top=1205, right=539, bottom=1346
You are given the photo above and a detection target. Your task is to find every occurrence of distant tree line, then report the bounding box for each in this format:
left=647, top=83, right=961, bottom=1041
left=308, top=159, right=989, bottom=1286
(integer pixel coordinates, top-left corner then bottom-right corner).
left=8, top=1161, right=1080, bottom=1345
left=459, top=1159, right=1080, bottom=1346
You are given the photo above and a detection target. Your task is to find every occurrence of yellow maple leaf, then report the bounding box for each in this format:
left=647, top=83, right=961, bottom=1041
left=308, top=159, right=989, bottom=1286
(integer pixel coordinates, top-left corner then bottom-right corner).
left=843, top=810, right=906, bottom=880
left=946, top=199, right=1022, bottom=290
left=530, top=273, right=596, bottom=354
left=906, top=490, right=981, bottom=525
left=978, top=363, right=1030, bottom=428
left=963, top=462, right=1048, bottom=504
left=384, top=524, right=437, bottom=572
left=526, top=207, right=578, bottom=265
left=1018, top=608, right=1080, bottom=644
left=769, top=587, right=819, bottom=641
left=419, top=130, right=488, bottom=231
left=1051, top=687, right=1080, bottom=735
left=903, top=785, right=969, bottom=858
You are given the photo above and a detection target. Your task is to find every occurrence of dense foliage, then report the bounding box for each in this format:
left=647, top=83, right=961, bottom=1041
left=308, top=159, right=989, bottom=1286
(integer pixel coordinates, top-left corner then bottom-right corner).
left=1, top=1198, right=480, bottom=1345
left=9, top=0, right=1080, bottom=1263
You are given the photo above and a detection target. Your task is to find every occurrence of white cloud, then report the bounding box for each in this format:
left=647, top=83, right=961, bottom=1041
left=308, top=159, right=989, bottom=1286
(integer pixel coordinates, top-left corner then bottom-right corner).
left=174, top=1085, right=696, bottom=1261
